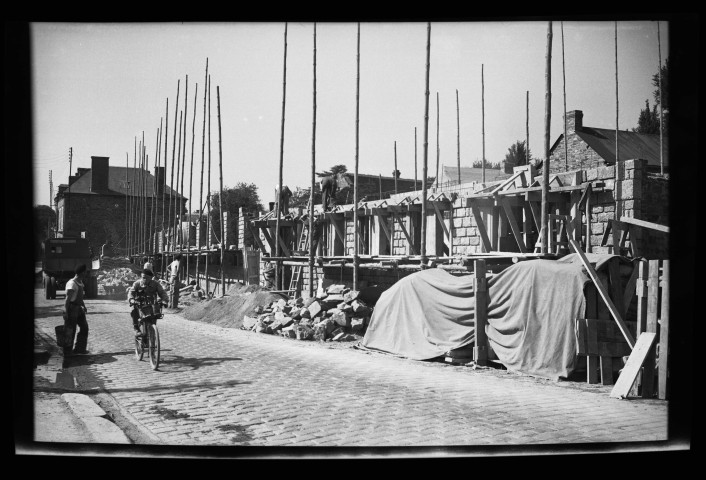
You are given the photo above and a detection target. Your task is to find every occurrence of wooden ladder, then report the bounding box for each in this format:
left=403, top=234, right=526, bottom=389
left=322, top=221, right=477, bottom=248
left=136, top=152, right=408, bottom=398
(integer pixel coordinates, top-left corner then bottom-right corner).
left=287, top=215, right=311, bottom=296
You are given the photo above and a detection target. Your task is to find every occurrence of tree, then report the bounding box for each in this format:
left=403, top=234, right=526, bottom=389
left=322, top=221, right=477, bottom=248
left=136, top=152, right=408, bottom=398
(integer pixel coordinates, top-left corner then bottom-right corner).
left=503, top=140, right=531, bottom=168
left=209, top=182, right=263, bottom=244
left=652, top=57, right=669, bottom=111
left=472, top=159, right=501, bottom=170
left=318, top=164, right=347, bottom=176
left=633, top=99, right=660, bottom=134
left=34, top=205, right=56, bottom=256
left=289, top=185, right=321, bottom=210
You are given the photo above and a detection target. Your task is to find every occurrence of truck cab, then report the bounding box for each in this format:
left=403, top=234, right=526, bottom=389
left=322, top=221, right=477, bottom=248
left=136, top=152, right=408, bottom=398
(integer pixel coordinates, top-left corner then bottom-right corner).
left=41, top=237, right=99, bottom=299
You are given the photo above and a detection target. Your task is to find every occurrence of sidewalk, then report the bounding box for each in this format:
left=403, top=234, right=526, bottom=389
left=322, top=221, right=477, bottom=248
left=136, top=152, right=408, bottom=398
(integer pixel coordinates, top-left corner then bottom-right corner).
left=31, top=327, right=131, bottom=445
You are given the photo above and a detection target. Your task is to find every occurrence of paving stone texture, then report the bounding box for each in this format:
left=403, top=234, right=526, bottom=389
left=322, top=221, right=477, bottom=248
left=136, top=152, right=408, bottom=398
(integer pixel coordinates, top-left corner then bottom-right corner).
left=34, top=292, right=668, bottom=447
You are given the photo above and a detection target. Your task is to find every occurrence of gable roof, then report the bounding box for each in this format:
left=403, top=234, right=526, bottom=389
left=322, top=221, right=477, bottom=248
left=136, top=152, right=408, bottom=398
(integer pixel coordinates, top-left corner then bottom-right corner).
left=551, top=127, right=668, bottom=167
left=61, top=166, right=186, bottom=199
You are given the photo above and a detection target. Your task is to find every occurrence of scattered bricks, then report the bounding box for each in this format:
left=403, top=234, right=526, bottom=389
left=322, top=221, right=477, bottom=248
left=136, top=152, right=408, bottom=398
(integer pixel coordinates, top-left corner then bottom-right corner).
left=294, top=324, right=314, bottom=340
left=300, top=308, right=312, bottom=320
left=269, top=321, right=282, bottom=333
left=313, top=322, right=327, bottom=341
left=274, top=311, right=287, bottom=322
left=308, top=301, right=322, bottom=318
left=343, top=290, right=360, bottom=303
left=242, top=315, right=258, bottom=330
left=299, top=318, right=313, bottom=328
left=255, top=320, right=271, bottom=334
left=325, top=294, right=345, bottom=303
left=330, top=310, right=350, bottom=328
left=303, top=297, right=316, bottom=308
left=294, top=297, right=304, bottom=307
left=277, top=299, right=287, bottom=310
left=331, top=327, right=345, bottom=339
left=339, top=303, right=353, bottom=314
left=282, top=305, right=292, bottom=314
left=351, top=317, right=365, bottom=332
left=289, top=307, right=302, bottom=320
left=332, top=331, right=346, bottom=342
left=351, top=300, right=371, bottom=316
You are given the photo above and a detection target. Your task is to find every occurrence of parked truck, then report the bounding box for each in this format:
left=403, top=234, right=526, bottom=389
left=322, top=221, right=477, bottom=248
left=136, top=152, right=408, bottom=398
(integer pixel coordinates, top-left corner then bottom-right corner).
left=41, top=237, right=99, bottom=299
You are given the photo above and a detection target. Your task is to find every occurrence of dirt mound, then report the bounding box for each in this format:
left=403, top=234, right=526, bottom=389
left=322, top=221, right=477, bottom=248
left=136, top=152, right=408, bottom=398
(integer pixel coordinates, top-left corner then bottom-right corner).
left=180, top=282, right=287, bottom=329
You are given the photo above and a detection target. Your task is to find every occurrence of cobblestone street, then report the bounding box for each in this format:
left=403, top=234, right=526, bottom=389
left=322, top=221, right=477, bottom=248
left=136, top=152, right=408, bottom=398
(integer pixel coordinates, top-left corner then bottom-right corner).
left=34, top=291, right=669, bottom=448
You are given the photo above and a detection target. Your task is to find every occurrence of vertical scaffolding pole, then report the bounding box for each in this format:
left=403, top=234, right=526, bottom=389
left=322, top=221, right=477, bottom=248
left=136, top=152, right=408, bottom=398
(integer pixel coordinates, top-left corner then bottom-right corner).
left=216, top=85, right=226, bottom=296
left=206, top=74, right=212, bottom=296
left=180, top=76, right=189, bottom=257
left=435, top=91, right=440, bottom=188
left=562, top=21, right=568, bottom=171
left=526, top=91, right=530, bottom=167
left=393, top=141, right=398, bottom=194
left=541, top=21, right=553, bottom=254
left=657, top=21, right=664, bottom=175
left=187, top=82, right=198, bottom=283
left=353, top=22, right=361, bottom=289
left=168, top=80, right=180, bottom=253
left=481, top=64, right=486, bottom=184
left=161, top=98, right=169, bottom=270
left=173, top=111, right=183, bottom=253
left=125, top=153, right=129, bottom=258
left=414, top=127, right=418, bottom=190
left=197, top=58, right=208, bottom=285
left=309, top=24, right=317, bottom=297
left=275, top=23, right=288, bottom=291
left=421, top=22, right=431, bottom=267
left=456, top=89, right=461, bottom=184
left=615, top=21, right=619, bottom=165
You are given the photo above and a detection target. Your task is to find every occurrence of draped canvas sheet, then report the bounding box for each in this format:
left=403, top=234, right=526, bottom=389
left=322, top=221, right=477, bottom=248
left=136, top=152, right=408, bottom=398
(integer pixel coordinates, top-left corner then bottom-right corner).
left=361, top=268, right=477, bottom=360
left=361, top=254, right=626, bottom=380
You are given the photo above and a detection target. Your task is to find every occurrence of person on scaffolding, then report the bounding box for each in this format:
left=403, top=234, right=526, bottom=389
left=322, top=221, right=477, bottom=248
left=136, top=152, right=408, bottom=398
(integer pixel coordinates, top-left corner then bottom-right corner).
left=320, top=175, right=338, bottom=211
left=128, top=268, right=169, bottom=338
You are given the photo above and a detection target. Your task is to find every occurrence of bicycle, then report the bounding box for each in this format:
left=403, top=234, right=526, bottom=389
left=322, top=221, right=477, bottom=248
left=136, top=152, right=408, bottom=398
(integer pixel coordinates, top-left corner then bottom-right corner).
left=130, top=297, right=165, bottom=370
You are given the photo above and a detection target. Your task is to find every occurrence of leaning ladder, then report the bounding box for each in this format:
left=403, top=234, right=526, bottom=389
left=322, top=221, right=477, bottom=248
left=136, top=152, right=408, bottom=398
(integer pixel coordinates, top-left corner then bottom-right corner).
left=288, top=221, right=310, bottom=295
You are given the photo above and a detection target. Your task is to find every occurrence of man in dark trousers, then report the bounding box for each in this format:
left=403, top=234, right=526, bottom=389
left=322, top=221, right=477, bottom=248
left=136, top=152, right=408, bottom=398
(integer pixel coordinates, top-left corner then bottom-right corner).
left=63, top=264, right=89, bottom=355
left=129, top=268, right=169, bottom=337
left=320, top=175, right=338, bottom=211
left=277, top=185, right=292, bottom=216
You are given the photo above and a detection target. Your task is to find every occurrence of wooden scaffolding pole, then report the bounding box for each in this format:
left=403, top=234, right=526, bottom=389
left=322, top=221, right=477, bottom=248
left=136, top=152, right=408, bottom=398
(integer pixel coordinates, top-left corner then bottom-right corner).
left=205, top=74, right=212, bottom=296
left=216, top=84, right=226, bottom=296
left=526, top=91, right=530, bottom=167
left=456, top=89, right=461, bottom=184
left=180, top=75, right=189, bottom=255
left=393, top=141, right=398, bottom=194
left=151, top=123, right=160, bottom=255
left=168, top=80, right=180, bottom=253
left=173, top=111, right=183, bottom=252
left=196, top=58, right=208, bottom=285
left=421, top=22, right=431, bottom=267
left=131, top=137, right=137, bottom=257
left=414, top=127, right=418, bottom=189
left=481, top=64, right=486, bottom=184
left=435, top=91, right=440, bottom=188
left=657, top=21, right=664, bottom=175
left=275, top=23, right=288, bottom=291
left=353, top=22, right=361, bottom=290
left=125, top=152, right=129, bottom=258
left=541, top=21, right=553, bottom=254
left=161, top=98, right=169, bottom=271
left=561, top=21, right=568, bottom=171
left=615, top=21, right=619, bottom=166
left=309, top=25, right=317, bottom=298
left=187, top=82, right=198, bottom=282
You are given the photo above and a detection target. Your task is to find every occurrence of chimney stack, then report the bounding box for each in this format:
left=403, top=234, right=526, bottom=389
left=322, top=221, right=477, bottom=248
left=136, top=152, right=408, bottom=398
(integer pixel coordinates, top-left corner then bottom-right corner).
left=90, top=156, right=110, bottom=192
left=154, top=166, right=166, bottom=195
left=566, top=110, right=583, bottom=133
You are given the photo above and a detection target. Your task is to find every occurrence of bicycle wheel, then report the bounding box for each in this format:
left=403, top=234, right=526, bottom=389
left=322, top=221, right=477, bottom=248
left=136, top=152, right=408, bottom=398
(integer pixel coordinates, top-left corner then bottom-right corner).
left=147, top=323, right=160, bottom=370
left=134, top=324, right=145, bottom=361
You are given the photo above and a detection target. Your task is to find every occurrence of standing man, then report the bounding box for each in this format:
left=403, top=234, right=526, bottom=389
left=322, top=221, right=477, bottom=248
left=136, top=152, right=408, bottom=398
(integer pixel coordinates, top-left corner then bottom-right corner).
left=277, top=185, right=292, bottom=217
left=320, top=175, right=338, bottom=211
left=63, top=264, right=89, bottom=356
left=168, top=254, right=184, bottom=308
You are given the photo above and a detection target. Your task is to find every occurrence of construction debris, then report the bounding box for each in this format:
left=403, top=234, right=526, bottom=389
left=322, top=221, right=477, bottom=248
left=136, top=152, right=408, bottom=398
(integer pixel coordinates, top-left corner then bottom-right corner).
left=241, top=283, right=374, bottom=342
left=96, top=257, right=141, bottom=296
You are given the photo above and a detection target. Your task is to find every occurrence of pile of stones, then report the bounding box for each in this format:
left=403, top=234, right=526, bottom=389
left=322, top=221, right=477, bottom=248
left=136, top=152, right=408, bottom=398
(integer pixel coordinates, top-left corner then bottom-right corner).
left=241, top=284, right=373, bottom=342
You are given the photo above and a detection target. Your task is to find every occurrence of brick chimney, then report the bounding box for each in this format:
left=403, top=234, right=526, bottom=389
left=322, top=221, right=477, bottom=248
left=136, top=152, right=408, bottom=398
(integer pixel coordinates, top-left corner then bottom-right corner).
left=566, top=110, right=583, bottom=133
left=154, top=166, right=165, bottom=195
left=90, top=156, right=110, bottom=192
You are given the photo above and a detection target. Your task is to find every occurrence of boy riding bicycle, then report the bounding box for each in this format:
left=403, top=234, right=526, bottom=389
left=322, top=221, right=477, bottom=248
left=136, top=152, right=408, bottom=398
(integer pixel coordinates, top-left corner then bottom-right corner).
left=128, top=268, right=169, bottom=337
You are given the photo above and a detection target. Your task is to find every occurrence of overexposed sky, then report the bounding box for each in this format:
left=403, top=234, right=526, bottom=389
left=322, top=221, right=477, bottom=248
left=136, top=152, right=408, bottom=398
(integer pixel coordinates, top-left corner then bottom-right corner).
left=31, top=20, right=669, bottom=208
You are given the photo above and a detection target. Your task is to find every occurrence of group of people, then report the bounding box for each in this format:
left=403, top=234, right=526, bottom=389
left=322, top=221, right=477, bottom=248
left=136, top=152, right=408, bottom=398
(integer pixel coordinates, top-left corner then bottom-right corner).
left=60, top=253, right=186, bottom=356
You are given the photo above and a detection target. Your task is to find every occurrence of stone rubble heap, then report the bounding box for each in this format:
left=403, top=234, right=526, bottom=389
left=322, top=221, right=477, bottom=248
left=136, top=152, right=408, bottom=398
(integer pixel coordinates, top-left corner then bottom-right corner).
left=96, top=257, right=141, bottom=295
left=241, top=284, right=373, bottom=342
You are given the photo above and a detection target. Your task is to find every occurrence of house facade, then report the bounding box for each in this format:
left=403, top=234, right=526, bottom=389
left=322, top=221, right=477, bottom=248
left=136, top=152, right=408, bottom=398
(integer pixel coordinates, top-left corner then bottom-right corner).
left=55, top=156, right=187, bottom=256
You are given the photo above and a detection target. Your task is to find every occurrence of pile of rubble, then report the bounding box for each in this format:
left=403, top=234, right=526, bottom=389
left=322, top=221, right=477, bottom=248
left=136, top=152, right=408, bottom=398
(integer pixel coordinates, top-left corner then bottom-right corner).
left=241, top=284, right=373, bottom=342
left=96, top=257, right=141, bottom=295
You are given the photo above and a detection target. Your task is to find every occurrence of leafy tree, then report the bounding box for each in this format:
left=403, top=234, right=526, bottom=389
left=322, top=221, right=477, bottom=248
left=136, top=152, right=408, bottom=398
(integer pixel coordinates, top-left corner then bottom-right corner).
left=472, top=159, right=502, bottom=170
left=289, top=185, right=321, bottom=209
left=318, top=164, right=348, bottom=176
left=34, top=205, right=56, bottom=256
left=652, top=57, right=669, bottom=111
left=633, top=99, right=660, bottom=134
left=209, top=182, right=263, bottom=244
left=503, top=140, right=531, bottom=168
